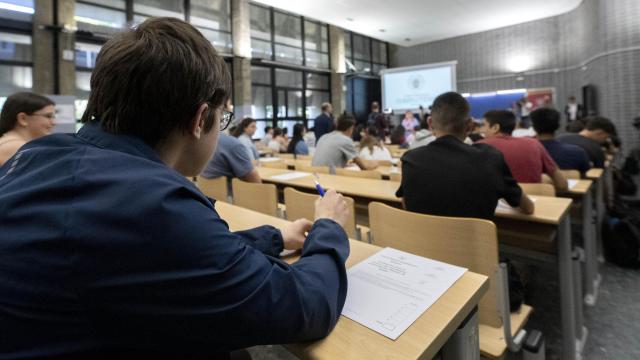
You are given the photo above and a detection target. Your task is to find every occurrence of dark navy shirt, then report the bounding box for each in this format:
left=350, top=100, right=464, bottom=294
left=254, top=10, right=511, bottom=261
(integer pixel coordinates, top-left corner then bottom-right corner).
left=0, top=122, right=349, bottom=359
left=313, top=113, right=333, bottom=141
left=539, top=139, right=591, bottom=174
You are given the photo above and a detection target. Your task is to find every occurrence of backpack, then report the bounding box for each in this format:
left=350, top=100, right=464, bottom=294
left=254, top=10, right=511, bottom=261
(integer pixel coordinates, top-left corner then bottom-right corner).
left=603, top=203, right=640, bottom=268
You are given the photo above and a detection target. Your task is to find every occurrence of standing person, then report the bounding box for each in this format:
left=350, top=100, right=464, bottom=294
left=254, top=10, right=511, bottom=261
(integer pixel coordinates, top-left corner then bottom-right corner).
left=530, top=107, right=590, bottom=174
left=0, top=17, right=351, bottom=359
left=397, top=92, right=534, bottom=219
left=564, top=96, right=584, bottom=125
left=312, top=113, right=378, bottom=173
left=232, top=117, right=260, bottom=160
left=287, top=123, right=309, bottom=156
left=479, top=110, right=568, bottom=192
left=559, top=116, right=616, bottom=168
left=401, top=110, right=419, bottom=139
left=368, top=101, right=382, bottom=126
left=313, top=102, right=333, bottom=141
left=0, top=92, right=56, bottom=166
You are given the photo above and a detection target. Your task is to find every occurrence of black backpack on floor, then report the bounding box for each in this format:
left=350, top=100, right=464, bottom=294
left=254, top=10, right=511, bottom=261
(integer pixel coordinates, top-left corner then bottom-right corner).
left=603, top=203, right=640, bottom=268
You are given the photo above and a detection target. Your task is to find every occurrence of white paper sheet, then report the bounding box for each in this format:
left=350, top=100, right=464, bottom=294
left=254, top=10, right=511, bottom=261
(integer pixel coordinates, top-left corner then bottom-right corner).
left=568, top=179, right=579, bottom=190
left=341, top=247, right=467, bottom=340
left=495, top=197, right=537, bottom=213
left=259, top=157, right=281, bottom=162
left=269, top=172, right=311, bottom=181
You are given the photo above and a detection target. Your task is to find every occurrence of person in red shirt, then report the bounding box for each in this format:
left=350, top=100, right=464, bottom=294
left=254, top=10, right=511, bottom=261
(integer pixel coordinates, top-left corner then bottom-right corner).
left=479, top=110, right=568, bottom=192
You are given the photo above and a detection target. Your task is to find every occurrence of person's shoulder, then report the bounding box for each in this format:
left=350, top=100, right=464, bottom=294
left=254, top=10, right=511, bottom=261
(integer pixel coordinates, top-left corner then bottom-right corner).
left=471, top=142, right=505, bottom=159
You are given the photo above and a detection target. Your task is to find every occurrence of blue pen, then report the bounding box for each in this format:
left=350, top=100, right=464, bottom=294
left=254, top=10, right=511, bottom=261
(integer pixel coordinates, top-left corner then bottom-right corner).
left=313, top=173, right=326, bottom=197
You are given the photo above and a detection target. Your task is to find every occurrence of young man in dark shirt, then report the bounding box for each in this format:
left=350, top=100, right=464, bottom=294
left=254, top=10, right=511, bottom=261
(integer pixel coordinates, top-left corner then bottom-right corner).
left=396, top=92, right=534, bottom=220
left=559, top=116, right=616, bottom=168
left=531, top=107, right=590, bottom=174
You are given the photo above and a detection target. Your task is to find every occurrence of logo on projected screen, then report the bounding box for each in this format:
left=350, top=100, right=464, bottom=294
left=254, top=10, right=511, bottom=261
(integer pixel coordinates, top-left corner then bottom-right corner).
left=407, top=75, right=425, bottom=90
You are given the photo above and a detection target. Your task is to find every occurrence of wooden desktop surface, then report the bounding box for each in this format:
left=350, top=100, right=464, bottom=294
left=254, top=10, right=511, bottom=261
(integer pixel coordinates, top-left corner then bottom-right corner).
left=215, top=201, right=489, bottom=360
left=586, top=168, right=604, bottom=180
left=257, top=167, right=572, bottom=225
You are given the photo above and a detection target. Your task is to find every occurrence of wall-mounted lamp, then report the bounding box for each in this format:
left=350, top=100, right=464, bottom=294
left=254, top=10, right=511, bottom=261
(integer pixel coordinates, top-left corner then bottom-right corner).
left=506, top=56, right=531, bottom=73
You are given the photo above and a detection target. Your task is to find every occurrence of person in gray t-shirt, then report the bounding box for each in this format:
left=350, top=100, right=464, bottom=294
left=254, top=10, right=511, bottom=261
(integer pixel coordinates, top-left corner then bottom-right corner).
left=312, top=113, right=378, bottom=174
left=202, top=133, right=261, bottom=183
left=232, top=117, right=260, bottom=161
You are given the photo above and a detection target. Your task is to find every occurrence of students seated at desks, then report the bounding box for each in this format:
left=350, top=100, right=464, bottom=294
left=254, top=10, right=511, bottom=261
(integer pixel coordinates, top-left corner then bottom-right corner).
left=396, top=92, right=534, bottom=219
left=0, top=92, right=56, bottom=166
left=268, top=127, right=288, bottom=153
left=479, top=110, right=568, bottom=192
left=0, top=18, right=352, bottom=359
left=389, top=125, right=408, bottom=147
left=286, top=123, right=310, bottom=155
left=511, top=120, right=537, bottom=138
left=261, top=125, right=273, bottom=146
left=559, top=116, right=616, bottom=168
left=232, top=117, right=260, bottom=161
left=359, top=126, right=393, bottom=161
left=312, top=113, right=378, bottom=173
left=531, top=107, right=590, bottom=174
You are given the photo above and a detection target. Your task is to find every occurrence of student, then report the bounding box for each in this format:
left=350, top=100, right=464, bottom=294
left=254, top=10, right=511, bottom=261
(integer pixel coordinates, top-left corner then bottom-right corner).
left=467, top=120, right=484, bottom=142
left=479, top=110, right=568, bottom=191
left=401, top=110, right=419, bottom=138
left=313, top=102, right=333, bottom=141
left=397, top=92, right=534, bottom=219
left=312, top=113, right=378, bottom=173
left=268, top=127, right=287, bottom=153
left=359, top=126, right=392, bottom=161
left=409, top=118, right=436, bottom=149
left=0, top=92, right=56, bottom=166
left=287, top=123, right=309, bottom=155
left=232, top=117, right=260, bottom=160
left=559, top=116, right=616, bottom=168
left=261, top=125, right=273, bottom=146
left=0, top=17, right=351, bottom=358
left=201, top=100, right=262, bottom=184
left=511, top=120, right=536, bottom=138
left=303, top=126, right=316, bottom=148
left=531, top=107, right=590, bottom=174
left=389, top=125, right=406, bottom=146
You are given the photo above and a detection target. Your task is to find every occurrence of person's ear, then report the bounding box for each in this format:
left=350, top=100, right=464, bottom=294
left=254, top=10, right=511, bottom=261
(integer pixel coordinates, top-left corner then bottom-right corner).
left=427, top=116, right=434, bottom=130
left=491, top=123, right=501, bottom=134
left=189, top=103, right=210, bottom=140
left=16, top=112, right=28, bottom=127
left=465, top=118, right=474, bottom=134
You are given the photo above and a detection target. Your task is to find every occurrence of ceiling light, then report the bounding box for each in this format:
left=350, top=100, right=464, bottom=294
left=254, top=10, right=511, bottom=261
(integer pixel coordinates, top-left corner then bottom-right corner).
left=496, top=89, right=526, bottom=95
left=506, top=56, right=531, bottom=73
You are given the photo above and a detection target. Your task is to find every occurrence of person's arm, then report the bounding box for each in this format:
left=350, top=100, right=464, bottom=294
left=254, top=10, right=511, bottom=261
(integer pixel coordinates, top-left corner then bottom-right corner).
left=540, top=143, right=568, bottom=191
left=240, top=168, right=261, bottom=183
left=86, top=188, right=351, bottom=352
left=343, top=140, right=377, bottom=170
left=518, top=192, right=535, bottom=214
left=550, top=168, right=568, bottom=192
left=229, top=143, right=261, bottom=183
left=353, top=156, right=378, bottom=170
left=493, top=147, right=535, bottom=214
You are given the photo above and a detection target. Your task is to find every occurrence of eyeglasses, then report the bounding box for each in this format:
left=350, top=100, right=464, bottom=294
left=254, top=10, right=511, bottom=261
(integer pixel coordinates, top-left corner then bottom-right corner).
left=30, top=112, right=56, bottom=120
left=221, top=110, right=234, bottom=131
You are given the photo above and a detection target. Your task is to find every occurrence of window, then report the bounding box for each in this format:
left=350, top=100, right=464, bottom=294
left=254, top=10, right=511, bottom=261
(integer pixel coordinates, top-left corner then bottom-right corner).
left=304, top=20, right=329, bottom=69
left=74, top=42, right=101, bottom=120
left=273, top=11, right=302, bottom=66
left=75, top=1, right=127, bottom=38
left=190, top=0, right=232, bottom=55
left=0, top=0, right=34, bottom=24
left=250, top=4, right=271, bottom=60
left=133, top=0, right=184, bottom=18
left=0, top=64, right=32, bottom=96
left=0, top=32, right=32, bottom=102
left=344, top=31, right=388, bottom=75
left=0, top=32, right=31, bottom=62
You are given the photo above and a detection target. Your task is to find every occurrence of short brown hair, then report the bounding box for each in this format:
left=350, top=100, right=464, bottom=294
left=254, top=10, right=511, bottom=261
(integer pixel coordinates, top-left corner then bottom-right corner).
left=232, top=117, right=256, bottom=137
left=81, top=17, right=231, bottom=146
left=336, top=113, right=356, bottom=132
left=430, top=92, right=469, bottom=135
left=0, top=92, right=55, bottom=136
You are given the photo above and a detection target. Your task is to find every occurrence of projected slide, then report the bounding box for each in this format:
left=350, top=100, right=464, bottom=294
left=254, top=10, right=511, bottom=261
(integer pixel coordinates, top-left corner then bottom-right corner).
left=381, top=62, right=457, bottom=111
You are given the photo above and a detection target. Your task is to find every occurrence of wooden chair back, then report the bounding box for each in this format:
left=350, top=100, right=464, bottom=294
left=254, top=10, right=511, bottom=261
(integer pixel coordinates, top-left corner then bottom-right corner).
left=284, top=187, right=357, bottom=238
left=368, top=201, right=502, bottom=328
left=335, top=168, right=382, bottom=180
left=296, top=154, right=312, bottom=161
left=295, top=164, right=330, bottom=174
left=560, top=169, right=581, bottom=179
left=519, top=183, right=556, bottom=197
left=231, top=178, right=279, bottom=216
left=277, top=153, right=295, bottom=159
left=196, top=176, right=228, bottom=202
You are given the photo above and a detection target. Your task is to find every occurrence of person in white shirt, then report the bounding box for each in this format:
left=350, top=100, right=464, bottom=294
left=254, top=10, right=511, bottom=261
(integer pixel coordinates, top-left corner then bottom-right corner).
left=267, top=127, right=287, bottom=153
left=359, top=126, right=392, bottom=161
left=261, top=126, right=273, bottom=146
left=512, top=120, right=537, bottom=138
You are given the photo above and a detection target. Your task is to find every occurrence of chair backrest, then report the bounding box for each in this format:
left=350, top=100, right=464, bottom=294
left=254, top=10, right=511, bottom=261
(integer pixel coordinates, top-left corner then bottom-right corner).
left=261, top=161, right=288, bottom=169
left=196, top=176, right=228, bottom=202
left=368, top=201, right=502, bottom=327
left=278, top=153, right=295, bottom=159
left=335, top=168, right=382, bottom=179
left=284, top=187, right=357, bottom=238
left=560, top=169, right=581, bottom=179
left=296, top=154, right=312, bottom=161
left=231, top=178, right=279, bottom=216
left=519, top=183, right=556, bottom=197
left=389, top=172, right=401, bottom=182
left=295, top=164, right=330, bottom=174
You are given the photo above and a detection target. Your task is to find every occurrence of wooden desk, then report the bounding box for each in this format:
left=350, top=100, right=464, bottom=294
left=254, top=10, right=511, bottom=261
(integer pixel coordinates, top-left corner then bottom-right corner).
left=215, top=201, right=489, bottom=359
left=257, top=167, right=581, bottom=359
left=586, top=168, right=606, bottom=294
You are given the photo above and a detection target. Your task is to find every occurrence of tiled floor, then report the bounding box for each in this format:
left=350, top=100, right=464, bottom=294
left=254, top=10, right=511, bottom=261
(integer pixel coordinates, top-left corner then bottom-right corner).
left=247, top=261, right=640, bottom=360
